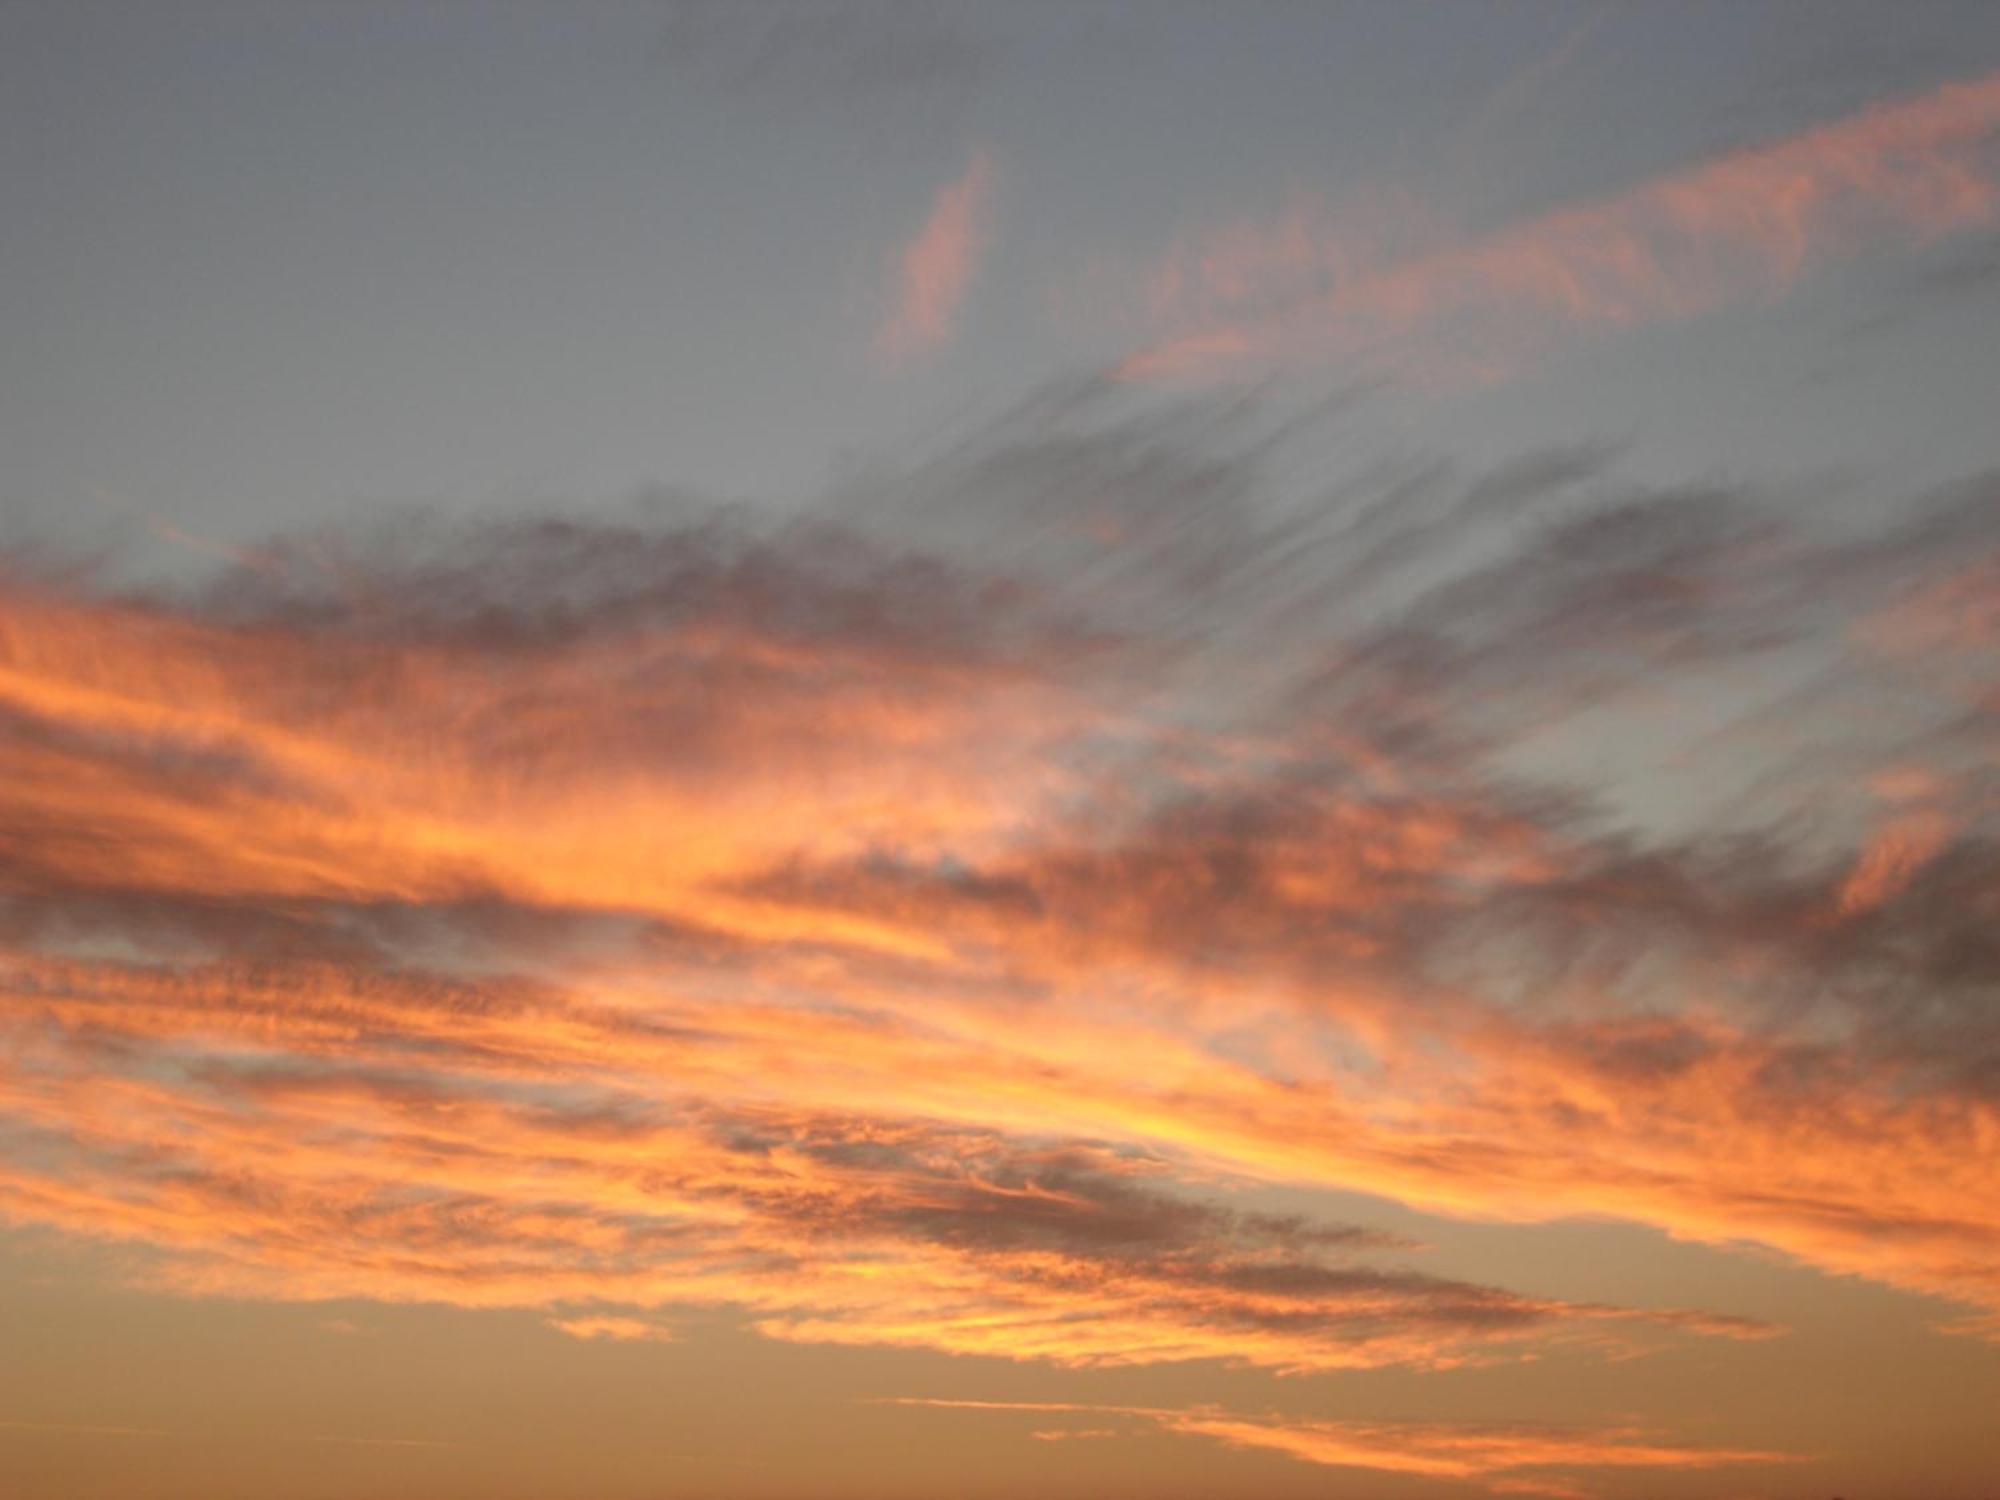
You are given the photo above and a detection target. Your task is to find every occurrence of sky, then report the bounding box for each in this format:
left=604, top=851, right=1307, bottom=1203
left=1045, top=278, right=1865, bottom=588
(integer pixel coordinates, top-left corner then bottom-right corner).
left=3, top=3, right=2000, bottom=1497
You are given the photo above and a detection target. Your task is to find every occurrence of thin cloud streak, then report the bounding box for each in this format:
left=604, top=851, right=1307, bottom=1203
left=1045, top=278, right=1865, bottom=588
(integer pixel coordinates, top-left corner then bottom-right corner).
left=0, top=1419, right=171, bottom=1439
left=1121, top=69, right=2000, bottom=380
left=880, top=1398, right=1796, bottom=1496
left=876, top=151, right=994, bottom=363
left=547, top=1315, right=678, bottom=1343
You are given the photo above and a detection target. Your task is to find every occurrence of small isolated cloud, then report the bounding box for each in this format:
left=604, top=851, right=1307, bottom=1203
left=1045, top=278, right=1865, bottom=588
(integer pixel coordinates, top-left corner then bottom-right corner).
left=876, top=151, right=994, bottom=363
left=548, top=1315, right=678, bottom=1344
left=884, top=1399, right=1797, bottom=1495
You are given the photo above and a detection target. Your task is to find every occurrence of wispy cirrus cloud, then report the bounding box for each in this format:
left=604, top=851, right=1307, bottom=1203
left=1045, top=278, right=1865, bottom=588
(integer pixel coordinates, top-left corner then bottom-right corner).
left=875, top=151, right=994, bottom=363
left=1119, top=69, right=2000, bottom=381
left=547, top=1315, right=677, bottom=1343
left=880, top=1399, right=1796, bottom=1497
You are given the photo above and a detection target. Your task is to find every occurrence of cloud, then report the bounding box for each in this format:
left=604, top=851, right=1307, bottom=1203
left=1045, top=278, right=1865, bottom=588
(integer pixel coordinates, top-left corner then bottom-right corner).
left=876, top=151, right=994, bottom=363
left=1154, top=1410, right=1794, bottom=1496
left=880, top=1399, right=1796, bottom=1496
left=1119, top=69, right=2000, bottom=381
left=1029, top=1427, right=1117, bottom=1441
left=548, top=1315, right=677, bottom=1343
left=2, top=387, right=1998, bottom=1414
left=655, top=1, right=997, bottom=109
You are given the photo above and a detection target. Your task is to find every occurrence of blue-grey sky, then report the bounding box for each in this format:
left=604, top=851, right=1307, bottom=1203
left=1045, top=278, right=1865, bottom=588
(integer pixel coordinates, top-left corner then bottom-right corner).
left=8, top=1, right=2000, bottom=541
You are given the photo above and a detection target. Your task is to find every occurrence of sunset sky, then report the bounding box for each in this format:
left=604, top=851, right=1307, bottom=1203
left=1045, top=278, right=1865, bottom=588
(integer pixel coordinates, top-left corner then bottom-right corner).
left=4, top=4, right=2000, bottom=1498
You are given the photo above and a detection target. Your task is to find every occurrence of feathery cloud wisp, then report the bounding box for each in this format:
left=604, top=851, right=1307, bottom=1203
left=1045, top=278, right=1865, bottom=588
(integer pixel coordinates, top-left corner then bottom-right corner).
left=1120, top=69, right=2000, bottom=380
left=881, top=1399, right=1796, bottom=1495
left=876, top=151, right=994, bottom=363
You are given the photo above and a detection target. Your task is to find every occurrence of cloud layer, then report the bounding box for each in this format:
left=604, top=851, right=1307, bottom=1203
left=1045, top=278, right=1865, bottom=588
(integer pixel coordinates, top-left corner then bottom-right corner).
left=3, top=384, right=1998, bottom=1486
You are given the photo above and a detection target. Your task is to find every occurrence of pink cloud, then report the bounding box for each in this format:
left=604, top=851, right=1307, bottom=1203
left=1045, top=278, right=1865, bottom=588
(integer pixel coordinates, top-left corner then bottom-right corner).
left=876, top=151, right=994, bottom=363
left=1121, top=69, right=2000, bottom=381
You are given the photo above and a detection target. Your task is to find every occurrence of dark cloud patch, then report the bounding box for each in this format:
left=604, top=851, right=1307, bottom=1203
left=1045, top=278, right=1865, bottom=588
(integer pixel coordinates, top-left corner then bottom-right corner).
left=746, top=1132, right=1410, bottom=1259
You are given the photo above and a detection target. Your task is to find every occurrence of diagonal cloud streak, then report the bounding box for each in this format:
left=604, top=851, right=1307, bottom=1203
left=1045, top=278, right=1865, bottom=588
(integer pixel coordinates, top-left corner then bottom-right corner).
left=1120, top=69, right=2000, bottom=381
left=880, top=1398, right=1797, bottom=1496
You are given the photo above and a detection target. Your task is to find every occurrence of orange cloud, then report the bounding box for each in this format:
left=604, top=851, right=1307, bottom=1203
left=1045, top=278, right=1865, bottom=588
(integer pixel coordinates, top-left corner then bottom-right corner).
left=882, top=1399, right=1796, bottom=1495
left=548, top=1315, right=677, bottom=1343
left=1, top=419, right=1997, bottom=1408
left=1, top=943, right=1763, bottom=1375
left=1160, top=1410, right=1793, bottom=1492
left=876, top=151, right=994, bottom=362
left=1120, top=70, right=2000, bottom=380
